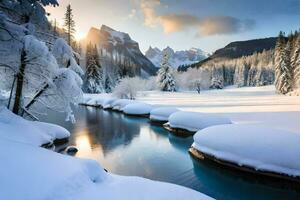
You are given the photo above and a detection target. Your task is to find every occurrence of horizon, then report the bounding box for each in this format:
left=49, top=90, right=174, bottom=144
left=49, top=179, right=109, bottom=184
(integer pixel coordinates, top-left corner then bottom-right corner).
left=46, top=0, right=300, bottom=54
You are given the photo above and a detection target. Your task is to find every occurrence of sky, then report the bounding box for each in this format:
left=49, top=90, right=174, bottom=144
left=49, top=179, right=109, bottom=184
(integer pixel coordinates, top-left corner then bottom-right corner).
left=46, top=0, right=300, bottom=54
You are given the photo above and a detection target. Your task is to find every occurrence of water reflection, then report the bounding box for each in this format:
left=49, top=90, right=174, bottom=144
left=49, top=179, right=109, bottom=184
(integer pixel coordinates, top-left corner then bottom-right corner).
left=41, top=106, right=300, bottom=200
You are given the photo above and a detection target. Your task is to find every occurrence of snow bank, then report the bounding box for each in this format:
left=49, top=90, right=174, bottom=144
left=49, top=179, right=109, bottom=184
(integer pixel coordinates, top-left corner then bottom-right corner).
left=168, top=111, right=232, bottom=132
left=0, top=107, right=69, bottom=146
left=123, top=103, right=153, bottom=116
left=150, top=107, right=179, bottom=122
left=192, top=124, right=300, bottom=178
left=80, top=93, right=113, bottom=107
left=0, top=133, right=212, bottom=200
left=111, top=99, right=136, bottom=111
left=101, top=98, right=118, bottom=109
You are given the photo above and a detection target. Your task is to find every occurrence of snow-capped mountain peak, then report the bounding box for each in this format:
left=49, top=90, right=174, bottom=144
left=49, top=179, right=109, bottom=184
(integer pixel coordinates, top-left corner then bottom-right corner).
left=145, top=46, right=208, bottom=68
left=85, top=25, right=157, bottom=76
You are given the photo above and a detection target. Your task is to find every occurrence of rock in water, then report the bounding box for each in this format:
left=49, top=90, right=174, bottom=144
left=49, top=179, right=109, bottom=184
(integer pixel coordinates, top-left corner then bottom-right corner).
left=65, top=146, right=78, bottom=155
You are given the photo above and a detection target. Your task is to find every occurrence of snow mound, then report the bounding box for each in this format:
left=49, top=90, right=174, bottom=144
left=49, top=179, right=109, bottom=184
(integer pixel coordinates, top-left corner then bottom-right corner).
left=0, top=107, right=70, bottom=146
left=192, top=124, right=300, bottom=178
left=0, top=136, right=212, bottom=200
left=0, top=138, right=107, bottom=200
left=150, top=107, right=179, bottom=122
left=111, top=99, right=136, bottom=111
left=80, top=93, right=113, bottom=107
left=168, top=111, right=232, bottom=132
left=101, top=98, right=118, bottom=109
left=123, top=103, right=153, bottom=115
left=32, top=121, right=70, bottom=140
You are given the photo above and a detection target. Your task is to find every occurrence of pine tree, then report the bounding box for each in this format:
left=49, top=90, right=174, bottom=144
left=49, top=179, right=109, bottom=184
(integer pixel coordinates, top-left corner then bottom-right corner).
left=83, top=44, right=104, bottom=93
left=275, top=32, right=293, bottom=94
left=63, top=4, right=75, bottom=46
left=210, top=66, right=224, bottom=89
left=157, top=54, right=176, bottom=92
left=291, top=33, right=300, bottom=88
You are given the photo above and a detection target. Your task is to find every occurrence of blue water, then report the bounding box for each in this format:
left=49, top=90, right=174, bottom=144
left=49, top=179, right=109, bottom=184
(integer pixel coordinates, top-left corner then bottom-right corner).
left=41, top=106, right=300, bottom=200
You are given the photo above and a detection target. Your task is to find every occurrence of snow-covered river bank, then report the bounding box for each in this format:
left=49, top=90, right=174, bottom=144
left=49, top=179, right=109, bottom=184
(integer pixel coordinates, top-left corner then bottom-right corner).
left=41, top=105, right=300, bottom=200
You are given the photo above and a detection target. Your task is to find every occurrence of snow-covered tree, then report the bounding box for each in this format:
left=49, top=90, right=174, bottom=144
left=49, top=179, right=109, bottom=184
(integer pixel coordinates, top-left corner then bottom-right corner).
left=291, top=34, right=300, bottom=88
left=51, top=38, right=83, bottom=75
left=83, top=43, right=104, bottom=93
left=0, top=13, right=83, bottom=122
left=0, top=0, right=58, bottom=30
left=210, top=66, right=224, bottom=89
left=113, top=77, right=145, bottom=99
left=63, top=4, right=75, bottom=46
left=157, top=54, right=176, bottom=92
left=275, top=32, right=293, bottom=94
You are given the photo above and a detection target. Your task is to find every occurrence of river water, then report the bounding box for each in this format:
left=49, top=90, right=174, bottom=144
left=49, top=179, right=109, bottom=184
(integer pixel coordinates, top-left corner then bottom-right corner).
left=41, top=106, right=300, bottom=200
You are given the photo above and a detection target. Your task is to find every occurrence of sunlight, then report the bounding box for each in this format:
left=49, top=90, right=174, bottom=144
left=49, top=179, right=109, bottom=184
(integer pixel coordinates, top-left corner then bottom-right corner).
left=74, top=31, right=85, bottom=41
left=75, top=133, right=92, bottom=154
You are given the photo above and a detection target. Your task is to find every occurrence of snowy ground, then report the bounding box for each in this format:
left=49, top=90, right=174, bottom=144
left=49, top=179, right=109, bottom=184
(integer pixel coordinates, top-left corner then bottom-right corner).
left=137, top=85, right=300, bottom=133
left=0, top=107, right=212, bottom=200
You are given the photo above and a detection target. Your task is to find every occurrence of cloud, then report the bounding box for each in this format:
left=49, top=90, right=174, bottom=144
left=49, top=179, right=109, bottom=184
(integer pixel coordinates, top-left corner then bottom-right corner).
left=198, top=16, right=255, bottom=36
left=136, top=0, right=255, bottom=36
left=128, top=9, right=137, bottom=18
left=140, top=0, right=161, bottom=27
left=159, top=14, right=199, bottom=33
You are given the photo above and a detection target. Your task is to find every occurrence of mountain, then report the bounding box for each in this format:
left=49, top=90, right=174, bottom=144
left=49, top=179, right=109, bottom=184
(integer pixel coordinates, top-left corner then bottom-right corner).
left=195, top=37, right=277, bottom=68
left=145, top=46, right=208, bottom=68
left=85, top=25, right=157, bottom=77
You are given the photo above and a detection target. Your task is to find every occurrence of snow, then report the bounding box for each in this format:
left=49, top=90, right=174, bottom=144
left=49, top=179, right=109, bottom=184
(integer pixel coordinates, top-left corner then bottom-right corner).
left=52, top=38, right=84, bottom=76
left=102, top=98, right=118, bottom=109
left=80, top=93, right=112, bottom=107
left=150, top=107, right=179, bottom=122
left=123, top=103, right=154, bottom=115
left=0, top=138, right=212, bottom=200
left=0, top=107, right=69, bottom=146
left=0, top=90, right=9, bottom=101
left=80, top=94, right=140, bottom=110
left=168, top=111, right=232, bottom=132
left=137, top=86, right=300, bottom=133
left=0, top=117, right=212, bottom=200
left=111, top=99, right=137, bottom=111
left=192, top=124, right=300, bottom=178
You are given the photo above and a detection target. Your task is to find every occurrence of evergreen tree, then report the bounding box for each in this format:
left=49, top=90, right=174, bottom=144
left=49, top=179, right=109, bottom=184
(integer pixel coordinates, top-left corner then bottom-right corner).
left=291, top=33, right=300, bottom=88
left=275, top=32, right=293, bottom=94
left=63, top=4, right=75, bottom=46
left=210, top=66, right=224, bottom=89
left=157, top=54, right=176, bottom=92
left=83, top=43, right=104, bottom=93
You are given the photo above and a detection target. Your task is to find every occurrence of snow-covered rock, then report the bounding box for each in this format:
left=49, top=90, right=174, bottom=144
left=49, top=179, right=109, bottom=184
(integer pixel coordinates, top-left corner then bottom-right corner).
left=123, top=103, right=153, bottom=116
left=168, top=111, right=232, bottom=132
left=0, top=107, right=70, bottom=146
left=111, top=99, right=136, bottom=111
left=150, top=107, right=179, bottom=122
left=192, top=124, right=300, bottom=178
left=145, top=46, right=207, bottom=69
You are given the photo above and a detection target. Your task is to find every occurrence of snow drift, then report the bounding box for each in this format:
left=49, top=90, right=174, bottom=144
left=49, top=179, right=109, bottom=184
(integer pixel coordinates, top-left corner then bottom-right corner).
left=192, top=124, right=300, bottom=178
left=123, top=103, right=154, bottom=116
left=150, top=107, right=179, bottom=122
left=111, top=99, right=137, bottom=111
left=168, top=111, right=232, bottom=132
left=0, top=107, right=69, bottom=146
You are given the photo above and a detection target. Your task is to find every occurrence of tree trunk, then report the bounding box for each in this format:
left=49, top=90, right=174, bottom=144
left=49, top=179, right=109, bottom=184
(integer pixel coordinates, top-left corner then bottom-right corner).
left=12, top=48, right=26, bottom=115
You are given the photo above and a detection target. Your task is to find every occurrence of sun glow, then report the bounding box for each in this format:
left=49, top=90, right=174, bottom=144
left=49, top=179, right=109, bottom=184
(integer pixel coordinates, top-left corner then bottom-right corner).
left=74, top=31, right=86, bottom=41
